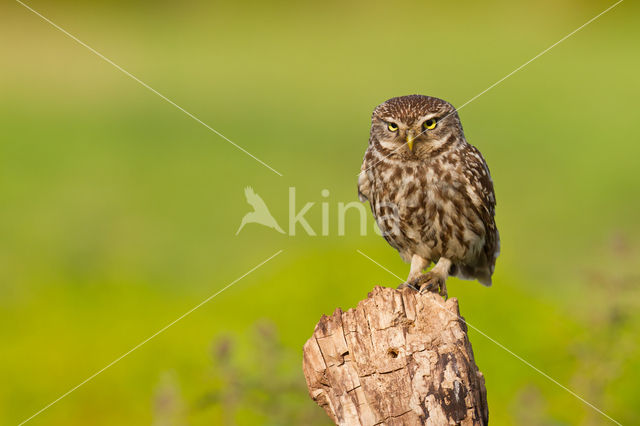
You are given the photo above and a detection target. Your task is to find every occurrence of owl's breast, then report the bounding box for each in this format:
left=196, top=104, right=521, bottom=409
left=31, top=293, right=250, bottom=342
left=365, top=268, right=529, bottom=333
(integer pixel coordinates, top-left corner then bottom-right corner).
left=368, top=159, right=485, bottom=263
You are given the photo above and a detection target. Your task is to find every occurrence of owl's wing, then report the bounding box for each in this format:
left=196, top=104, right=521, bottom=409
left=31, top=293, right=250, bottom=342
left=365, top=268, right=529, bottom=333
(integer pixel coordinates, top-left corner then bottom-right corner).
left=463, top=145, right=500, bottom=267
left=358, top=148, right=372, bottom=202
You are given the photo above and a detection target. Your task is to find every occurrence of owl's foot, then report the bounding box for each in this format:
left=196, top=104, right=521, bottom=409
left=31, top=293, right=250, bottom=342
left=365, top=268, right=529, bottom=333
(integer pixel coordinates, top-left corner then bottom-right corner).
left=397, top=281, right=420, bottom=291
left=399, top=255, right=430, bottom=292
left=411, top=272, right=448, bottom=299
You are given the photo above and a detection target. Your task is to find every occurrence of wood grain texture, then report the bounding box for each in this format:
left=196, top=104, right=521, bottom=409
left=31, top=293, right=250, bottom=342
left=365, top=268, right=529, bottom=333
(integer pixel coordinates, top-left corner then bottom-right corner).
left=303, top=286, right=488, bottom=425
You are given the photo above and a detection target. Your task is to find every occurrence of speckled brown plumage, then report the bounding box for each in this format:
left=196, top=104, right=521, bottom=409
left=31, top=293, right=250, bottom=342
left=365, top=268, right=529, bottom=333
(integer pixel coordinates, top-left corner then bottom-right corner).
left=358, top=95, right=500, bottom=296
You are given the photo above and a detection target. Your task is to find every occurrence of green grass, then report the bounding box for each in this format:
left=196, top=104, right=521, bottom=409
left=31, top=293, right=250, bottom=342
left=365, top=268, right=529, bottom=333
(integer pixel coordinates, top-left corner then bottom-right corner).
left=1, top=0, right=639, bottom=424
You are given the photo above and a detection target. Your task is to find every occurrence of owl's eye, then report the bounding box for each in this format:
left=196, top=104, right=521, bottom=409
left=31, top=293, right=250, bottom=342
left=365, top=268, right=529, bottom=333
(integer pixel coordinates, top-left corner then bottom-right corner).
left=387, top=122, right=399, bottom=132
left=423, top=118, right=437, bottom=130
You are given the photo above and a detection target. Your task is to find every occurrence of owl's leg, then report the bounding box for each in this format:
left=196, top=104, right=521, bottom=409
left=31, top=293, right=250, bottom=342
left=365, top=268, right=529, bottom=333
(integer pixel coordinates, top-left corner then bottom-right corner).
left=397, top=255, right=429, bottom=290
left=416, top=257, right=452, bottom=298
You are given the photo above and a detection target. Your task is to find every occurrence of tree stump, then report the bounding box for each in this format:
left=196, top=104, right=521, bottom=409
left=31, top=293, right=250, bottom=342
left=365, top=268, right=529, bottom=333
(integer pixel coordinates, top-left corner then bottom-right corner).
left=302, top=286, right=488, bottom=425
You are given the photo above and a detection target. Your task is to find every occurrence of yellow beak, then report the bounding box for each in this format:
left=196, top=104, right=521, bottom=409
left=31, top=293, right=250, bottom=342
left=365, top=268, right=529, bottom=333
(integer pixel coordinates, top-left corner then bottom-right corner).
left=406, top=131, right=415, bottom=151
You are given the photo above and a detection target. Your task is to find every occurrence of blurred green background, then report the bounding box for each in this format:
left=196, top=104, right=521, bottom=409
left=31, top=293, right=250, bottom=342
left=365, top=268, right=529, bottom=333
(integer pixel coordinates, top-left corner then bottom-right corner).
left=1, top=0, right=639, bottom=424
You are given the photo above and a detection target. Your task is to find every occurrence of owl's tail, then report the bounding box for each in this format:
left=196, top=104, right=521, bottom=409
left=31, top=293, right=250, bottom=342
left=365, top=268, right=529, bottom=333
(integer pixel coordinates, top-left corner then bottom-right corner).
left=476, top=272, right=493, bottom=287
left=454, top=264, right=493, bottom=287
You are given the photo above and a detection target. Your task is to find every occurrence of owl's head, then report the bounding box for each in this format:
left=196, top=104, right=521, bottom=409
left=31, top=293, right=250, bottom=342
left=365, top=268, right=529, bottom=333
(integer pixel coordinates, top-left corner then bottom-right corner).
left=370, top=95, right=464, bottom=158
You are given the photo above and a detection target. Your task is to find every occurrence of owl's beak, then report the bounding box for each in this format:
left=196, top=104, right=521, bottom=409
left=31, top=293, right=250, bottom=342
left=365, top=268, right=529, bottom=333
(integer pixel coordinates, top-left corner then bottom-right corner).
left=406, top=131, right=415, bottom=151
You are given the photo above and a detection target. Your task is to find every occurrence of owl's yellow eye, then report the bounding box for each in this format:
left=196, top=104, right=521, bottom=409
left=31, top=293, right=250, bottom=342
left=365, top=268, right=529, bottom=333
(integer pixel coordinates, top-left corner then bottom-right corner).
left=387, top=122, right=399, bottom=132
left=423, top=118, right=437, bottom=130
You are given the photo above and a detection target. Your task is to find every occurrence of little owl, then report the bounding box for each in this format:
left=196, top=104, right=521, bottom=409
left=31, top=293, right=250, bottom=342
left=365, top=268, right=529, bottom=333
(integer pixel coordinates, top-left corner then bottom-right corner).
left=358, top=95, right=500, bottom=297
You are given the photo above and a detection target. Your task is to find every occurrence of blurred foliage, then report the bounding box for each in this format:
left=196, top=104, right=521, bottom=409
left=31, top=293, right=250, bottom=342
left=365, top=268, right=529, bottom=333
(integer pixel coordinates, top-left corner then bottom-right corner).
left=1, top=0, right=639, bottom=424
left=509, top=234, right=640, bottom=425
left=149, top=321, right=329, bottom=425
left=191, top=321, right=328, bottom=425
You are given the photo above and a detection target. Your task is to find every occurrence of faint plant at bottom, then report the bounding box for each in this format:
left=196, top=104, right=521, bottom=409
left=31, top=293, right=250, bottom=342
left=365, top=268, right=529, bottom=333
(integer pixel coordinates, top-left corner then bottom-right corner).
left=199, top=320, right=329, bottom=425
left=151, top=321, right=327, bottom=425
left=153, top=371, right=187, bottom=426
left=568, top=232, right=640, bottom=425
left=509, top=232, right=639, bottom=425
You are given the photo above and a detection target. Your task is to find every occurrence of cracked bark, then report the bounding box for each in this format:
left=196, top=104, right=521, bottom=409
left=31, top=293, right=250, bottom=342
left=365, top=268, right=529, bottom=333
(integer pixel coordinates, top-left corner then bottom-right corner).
left=303, top=286, right=488, bottom=425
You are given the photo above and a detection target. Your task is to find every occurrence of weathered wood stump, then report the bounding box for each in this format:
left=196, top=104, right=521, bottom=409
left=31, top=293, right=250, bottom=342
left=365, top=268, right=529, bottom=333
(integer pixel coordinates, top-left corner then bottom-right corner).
left=302, top=286, right=488, bottom=425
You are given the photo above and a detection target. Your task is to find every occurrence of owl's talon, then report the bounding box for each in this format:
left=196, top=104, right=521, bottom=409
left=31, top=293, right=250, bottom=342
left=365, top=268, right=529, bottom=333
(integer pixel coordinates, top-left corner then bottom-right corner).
left=412, top=272, right=447, bottom=298
left=419, top=282, right=440, bottom=295
left=418, top=281, right=438, bottom=295
left=397, top=281, right=419, bottom=291
left=439, top=282, right=448, bottom=300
